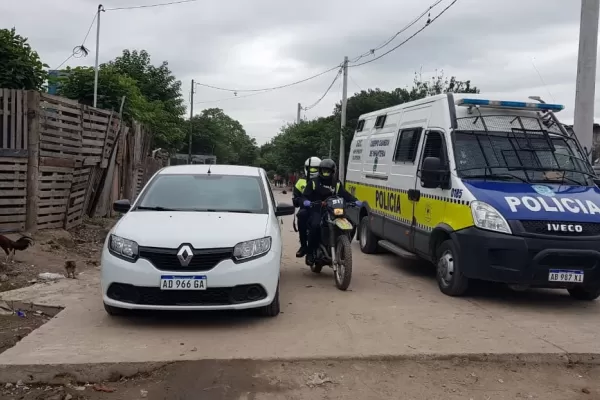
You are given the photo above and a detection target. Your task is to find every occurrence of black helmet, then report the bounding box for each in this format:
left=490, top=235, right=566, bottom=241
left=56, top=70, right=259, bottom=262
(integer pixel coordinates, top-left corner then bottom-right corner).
left=319, top=159, right=336, bottom=179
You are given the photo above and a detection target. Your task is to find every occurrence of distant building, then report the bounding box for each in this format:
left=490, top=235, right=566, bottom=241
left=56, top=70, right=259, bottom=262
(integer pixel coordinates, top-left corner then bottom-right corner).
left=47, top=70, right=70, bottom=95
left=170, top=153, right=217, bottom=165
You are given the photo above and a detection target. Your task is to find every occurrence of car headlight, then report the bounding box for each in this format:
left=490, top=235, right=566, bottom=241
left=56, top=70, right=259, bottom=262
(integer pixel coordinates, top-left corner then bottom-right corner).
left=470, top=201, right=512, bottom=234
left=108, top=234, right=139, bottom=260
left=233, top=237, right=271, bottom=261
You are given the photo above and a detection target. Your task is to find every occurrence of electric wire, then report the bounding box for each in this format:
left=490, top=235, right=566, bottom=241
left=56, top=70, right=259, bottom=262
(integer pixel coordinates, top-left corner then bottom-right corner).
left=194, top=65, right=342, bottom=93
left=104, top=0, right=199, bottom=11
left=349, top=0, right=444, bottom=64
left=349, top=0, right=459, bottom=68
left=51, top=13, right=97, bottom=70
left=303, top=68, right=343, bottom=111
left=194, top=90, right=274, bottom=105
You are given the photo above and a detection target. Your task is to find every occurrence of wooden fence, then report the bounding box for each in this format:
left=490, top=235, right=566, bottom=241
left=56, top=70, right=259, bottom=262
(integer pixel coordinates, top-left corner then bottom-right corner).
left=0, top=89, right=164, bottom=233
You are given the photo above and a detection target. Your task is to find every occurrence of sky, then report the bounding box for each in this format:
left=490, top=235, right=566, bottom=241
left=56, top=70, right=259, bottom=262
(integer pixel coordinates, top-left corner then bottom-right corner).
left=1, top=0, right=598, bottom=145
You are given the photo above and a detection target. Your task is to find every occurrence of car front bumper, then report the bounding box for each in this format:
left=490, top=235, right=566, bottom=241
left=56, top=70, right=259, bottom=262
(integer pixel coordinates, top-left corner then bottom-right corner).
left=101, top=249, right=280, bottom=311
left=454, top=227, right=600, bottom=288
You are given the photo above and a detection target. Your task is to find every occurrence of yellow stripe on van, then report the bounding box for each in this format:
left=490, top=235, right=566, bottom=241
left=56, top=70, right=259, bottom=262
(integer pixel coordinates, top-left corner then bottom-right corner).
left=346, top=181, right=474, bottom=232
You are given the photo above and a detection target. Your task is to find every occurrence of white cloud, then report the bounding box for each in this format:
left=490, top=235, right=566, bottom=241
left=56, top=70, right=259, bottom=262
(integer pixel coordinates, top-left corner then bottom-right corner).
left=1, top=0, right=597, bottom=145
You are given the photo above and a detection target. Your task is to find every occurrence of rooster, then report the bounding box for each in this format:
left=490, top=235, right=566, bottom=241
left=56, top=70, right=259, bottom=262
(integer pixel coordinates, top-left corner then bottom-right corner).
left=0, top=235, right=34, bottom=263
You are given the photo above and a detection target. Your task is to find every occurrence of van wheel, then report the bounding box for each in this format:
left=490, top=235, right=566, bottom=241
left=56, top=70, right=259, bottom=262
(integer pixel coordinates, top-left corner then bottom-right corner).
left=568, top=285, right=600, bottom=301
left=435, top=240, right=469, bottom=296
left=359, top=216, right=378, bottom=254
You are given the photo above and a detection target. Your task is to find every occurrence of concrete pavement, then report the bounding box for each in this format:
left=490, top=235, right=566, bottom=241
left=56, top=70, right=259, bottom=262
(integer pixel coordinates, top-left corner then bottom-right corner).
left=1, top=192, right=600, bottom=383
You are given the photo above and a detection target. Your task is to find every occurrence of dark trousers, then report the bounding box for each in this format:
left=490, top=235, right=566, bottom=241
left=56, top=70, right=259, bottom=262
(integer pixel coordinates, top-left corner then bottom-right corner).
left=307, top=210, right=322, bottom=254
left=297, top=208, right=309, bottom=248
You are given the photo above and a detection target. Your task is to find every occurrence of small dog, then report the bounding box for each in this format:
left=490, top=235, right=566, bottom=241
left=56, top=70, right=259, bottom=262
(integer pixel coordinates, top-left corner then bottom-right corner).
left=65, top=260, right=77, bottom=279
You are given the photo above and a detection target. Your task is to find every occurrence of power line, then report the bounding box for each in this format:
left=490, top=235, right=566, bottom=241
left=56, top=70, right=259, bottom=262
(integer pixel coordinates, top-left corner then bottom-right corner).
left=194, top=90, right=274, bottom=105
left=349, top=0, right=444, bottom=64
left=194, top=65, right=342, bottom=93
left=350, top=0, right=459, bottom=68
left=51, top=13, right=97, bottom=70
left=303, top=68, right=343, bottom=111
left=104, top=0, right=198, bottom=11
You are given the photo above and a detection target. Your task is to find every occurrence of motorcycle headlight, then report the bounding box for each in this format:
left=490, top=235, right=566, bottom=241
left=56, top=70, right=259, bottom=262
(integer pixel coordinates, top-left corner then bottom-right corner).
left=233, top=237, right=272, bottom=261
left=108, top=234, right=139, bottom=260
left=470, top=201, right=512, bottom=234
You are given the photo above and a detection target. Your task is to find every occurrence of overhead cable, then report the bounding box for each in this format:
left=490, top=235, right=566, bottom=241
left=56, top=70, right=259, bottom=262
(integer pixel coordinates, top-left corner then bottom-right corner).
left=350, top=0, right=459, bottom=68
left=51, top=13, right=97, bottom=70
left=104, top=0, right=198, bottom=11
left=303, top=68, right=343, bottom=111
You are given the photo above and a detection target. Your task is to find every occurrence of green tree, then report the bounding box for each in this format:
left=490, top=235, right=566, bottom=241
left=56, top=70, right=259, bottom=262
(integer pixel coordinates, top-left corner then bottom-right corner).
left=187, top=108, right=258, bottom=165
left=0, top=28, right=48, bottom=90
left=107, top=50, right=185, bottom=118
left=57, top=50, right=187, bottom=152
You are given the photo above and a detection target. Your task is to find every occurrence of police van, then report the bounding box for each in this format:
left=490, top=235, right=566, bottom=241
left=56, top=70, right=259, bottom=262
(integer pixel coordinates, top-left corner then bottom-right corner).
left=345, top=93, right=600, bottom=300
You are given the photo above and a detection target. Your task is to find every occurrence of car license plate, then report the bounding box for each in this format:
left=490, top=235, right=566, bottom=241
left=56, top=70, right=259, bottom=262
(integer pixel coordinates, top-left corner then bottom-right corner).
left=548, top=270, right=584, bottom=283
left=160, top=275, right=207, bottom=290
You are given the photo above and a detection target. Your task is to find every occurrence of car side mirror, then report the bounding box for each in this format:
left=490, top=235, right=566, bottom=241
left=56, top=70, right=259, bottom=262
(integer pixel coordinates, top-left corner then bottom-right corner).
left=275, top=202, right=295, bottom=217
left=421, top=157, right=450, bottom=189
left=113, top=199, right=131, bottom=213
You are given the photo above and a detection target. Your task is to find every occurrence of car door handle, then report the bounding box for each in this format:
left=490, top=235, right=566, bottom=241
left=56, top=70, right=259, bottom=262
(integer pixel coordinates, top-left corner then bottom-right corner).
left=408, top=189, right=420, bottom=201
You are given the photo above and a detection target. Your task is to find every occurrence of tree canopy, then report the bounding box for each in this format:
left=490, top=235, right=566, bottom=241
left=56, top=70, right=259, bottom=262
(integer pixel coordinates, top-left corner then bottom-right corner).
left=259, top=71, right=480, bottom=176
left=0, top=28, right=48, bottom=90
left=187, top=108, right=258, bottom=165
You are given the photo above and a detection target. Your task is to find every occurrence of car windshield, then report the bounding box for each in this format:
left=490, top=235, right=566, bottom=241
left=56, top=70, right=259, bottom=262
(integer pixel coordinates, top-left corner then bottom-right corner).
left=136, top=174, right=267, bottom=213
left=453, top=115, right=593, bottom=186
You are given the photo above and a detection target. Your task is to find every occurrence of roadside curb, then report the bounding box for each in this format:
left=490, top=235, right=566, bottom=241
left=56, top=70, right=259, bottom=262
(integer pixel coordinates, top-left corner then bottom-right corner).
left=1, top=352, right=599, bottom=384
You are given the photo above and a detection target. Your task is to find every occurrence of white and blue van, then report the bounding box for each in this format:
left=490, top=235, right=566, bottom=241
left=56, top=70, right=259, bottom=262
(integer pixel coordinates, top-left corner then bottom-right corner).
left=346, top=93, right=600, bottom=300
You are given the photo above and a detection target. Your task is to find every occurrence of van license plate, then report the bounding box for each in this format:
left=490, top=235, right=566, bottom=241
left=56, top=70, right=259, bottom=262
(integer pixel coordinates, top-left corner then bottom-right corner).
left=160, top=275, right=207, bottom=290
left=548, top=270, right=584, bottom=283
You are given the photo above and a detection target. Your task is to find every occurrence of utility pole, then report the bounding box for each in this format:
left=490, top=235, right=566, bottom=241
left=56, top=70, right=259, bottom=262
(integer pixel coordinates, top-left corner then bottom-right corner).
left=297, top=103, right=302, bottom=123
left=93, top=4, right=104, bottom=108
left=574, top=0, right=600, bottom=163
left=329, top=139, right=332, bottom=158
left=338, top=56, right=349, bottom=183
left=188, top=79, right=194, bottom=164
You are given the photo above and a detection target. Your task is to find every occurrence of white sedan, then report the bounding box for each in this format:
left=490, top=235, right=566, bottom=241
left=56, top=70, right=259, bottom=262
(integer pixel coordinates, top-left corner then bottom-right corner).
left=101, top=164, right=295, bottom=317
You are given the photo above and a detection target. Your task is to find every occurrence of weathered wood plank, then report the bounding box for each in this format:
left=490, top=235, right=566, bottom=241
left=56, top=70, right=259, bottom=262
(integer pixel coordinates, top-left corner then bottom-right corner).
left=25, top=91, right=40, bottom=231
left=10, top=89, right=16, bottom=148
left=0, top=198, right=26, bottom=206
left=40, top=103, right=82, bottom=117
left=15, top=90, right=23, bottom=149
left=40, top=92, right=81, bottom=107
left=0, top=207, right=26, bottom=215
left=0, top=214, right=26, bottom=223
left=0, top=149, right=28, bottom=157
left=2, top=88, right=8, bottom=148
left=0, top=182, right=26, bottom=188
left=39, top=157, right=76, bottom=168
left=22, top=91, right=28, bottom=150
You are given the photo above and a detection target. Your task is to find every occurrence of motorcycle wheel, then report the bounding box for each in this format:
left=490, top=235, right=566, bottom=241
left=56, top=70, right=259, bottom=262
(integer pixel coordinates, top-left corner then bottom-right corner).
left=334, top=235, right=353, bottom=291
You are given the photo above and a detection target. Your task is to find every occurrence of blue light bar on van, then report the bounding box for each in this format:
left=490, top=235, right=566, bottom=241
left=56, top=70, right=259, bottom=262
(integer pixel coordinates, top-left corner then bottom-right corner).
left=456, top=98, right=564, bottom=112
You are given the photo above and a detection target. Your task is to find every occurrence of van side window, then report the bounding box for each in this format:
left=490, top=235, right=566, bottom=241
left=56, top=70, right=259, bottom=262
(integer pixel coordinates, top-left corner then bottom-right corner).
left=421, top=131, right=446, bottom=163
left=393, top=128, right=422, bottom=163
left=374, top=115, right=386, bottom=129
left=356, top=120, right=365, bottom=132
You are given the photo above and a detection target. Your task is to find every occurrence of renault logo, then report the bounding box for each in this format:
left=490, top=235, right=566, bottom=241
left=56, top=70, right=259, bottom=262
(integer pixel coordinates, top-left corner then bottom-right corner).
left=177, top=245, right=194, bottom=266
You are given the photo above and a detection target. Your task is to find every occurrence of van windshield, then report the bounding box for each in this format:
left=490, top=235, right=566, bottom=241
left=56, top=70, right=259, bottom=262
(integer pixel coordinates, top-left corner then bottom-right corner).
left=453, top=115, right=594, bottom=186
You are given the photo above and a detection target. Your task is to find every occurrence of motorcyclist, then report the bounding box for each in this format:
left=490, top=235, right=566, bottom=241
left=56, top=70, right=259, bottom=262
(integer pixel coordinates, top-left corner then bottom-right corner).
left=293, top=156, right=321, bottom=257
left=301, top=158, right=362, bottom=266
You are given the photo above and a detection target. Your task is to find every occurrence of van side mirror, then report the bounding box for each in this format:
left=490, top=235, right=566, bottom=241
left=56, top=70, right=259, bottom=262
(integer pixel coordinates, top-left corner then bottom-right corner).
left=113, top=199, right=131, bottom=213
left=421, top=157, right=450, bottom=189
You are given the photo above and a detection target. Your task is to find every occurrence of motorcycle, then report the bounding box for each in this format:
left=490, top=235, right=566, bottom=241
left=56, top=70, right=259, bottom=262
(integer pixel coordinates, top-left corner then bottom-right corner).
left=305, top=196, right=356, bottom=291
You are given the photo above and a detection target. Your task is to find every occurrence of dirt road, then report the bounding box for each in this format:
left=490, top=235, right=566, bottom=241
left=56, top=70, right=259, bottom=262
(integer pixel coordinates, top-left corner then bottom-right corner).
left=2, top=359, right=599, bottom=400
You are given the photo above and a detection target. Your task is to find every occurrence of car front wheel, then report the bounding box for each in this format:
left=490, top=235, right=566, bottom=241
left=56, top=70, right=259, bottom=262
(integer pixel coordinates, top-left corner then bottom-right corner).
left=259, top=284, right=280, bottom=317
